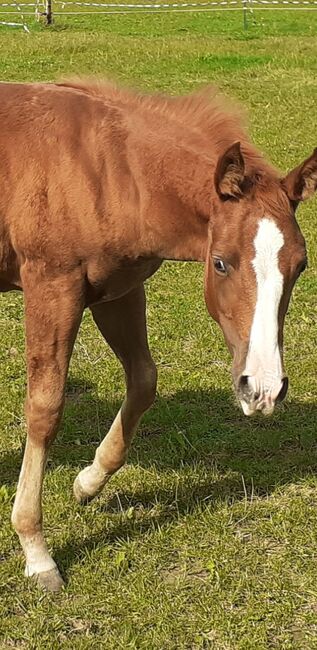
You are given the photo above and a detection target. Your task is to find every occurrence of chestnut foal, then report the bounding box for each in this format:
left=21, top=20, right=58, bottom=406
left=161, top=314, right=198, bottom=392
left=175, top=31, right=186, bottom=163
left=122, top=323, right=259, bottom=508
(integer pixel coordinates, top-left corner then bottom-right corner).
left=0, top=80, right=316, bottom=591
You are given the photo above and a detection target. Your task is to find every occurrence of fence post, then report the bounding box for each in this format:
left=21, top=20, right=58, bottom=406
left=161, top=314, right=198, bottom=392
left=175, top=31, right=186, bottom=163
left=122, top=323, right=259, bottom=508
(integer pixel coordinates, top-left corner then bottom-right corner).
left=46, top=0, right=52, bottom=23
left=243, top=0, right=248, bottom=28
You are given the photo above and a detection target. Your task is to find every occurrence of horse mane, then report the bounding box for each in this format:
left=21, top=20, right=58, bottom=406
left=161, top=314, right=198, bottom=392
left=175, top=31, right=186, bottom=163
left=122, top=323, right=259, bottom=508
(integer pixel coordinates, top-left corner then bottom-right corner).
left=57, top=78, right=246, bottom=143
left=57, top=78, right=284, bottom=209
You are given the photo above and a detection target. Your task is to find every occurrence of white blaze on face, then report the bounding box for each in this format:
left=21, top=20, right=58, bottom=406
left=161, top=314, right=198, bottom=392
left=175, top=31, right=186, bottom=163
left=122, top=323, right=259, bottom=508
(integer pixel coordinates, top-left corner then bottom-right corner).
left=241, top=218, right=284, bottom=415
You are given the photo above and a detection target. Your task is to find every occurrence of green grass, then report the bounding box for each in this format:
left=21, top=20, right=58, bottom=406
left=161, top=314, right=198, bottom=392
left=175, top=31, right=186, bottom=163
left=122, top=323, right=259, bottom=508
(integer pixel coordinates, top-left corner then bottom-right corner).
left=1, top=9, right=317, bottom=649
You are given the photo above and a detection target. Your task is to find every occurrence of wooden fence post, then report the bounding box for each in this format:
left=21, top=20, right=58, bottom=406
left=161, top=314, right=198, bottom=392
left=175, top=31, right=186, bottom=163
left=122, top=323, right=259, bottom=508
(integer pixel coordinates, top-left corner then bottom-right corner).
left=46, top=0, right=52, bottom=24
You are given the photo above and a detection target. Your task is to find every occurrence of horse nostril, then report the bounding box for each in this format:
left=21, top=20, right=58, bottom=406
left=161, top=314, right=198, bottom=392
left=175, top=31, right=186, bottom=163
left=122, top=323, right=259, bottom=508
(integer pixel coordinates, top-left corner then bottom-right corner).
left=239, top=375, right=249, bottom=389
left=277, top=377, right=289, bottom=403
left=238, top=375, right=253, bottom=399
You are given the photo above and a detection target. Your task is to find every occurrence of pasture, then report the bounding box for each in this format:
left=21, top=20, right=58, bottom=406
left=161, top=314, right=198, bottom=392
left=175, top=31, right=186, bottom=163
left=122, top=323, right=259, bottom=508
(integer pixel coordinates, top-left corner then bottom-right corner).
left=0, top=10, right=317, bottom=649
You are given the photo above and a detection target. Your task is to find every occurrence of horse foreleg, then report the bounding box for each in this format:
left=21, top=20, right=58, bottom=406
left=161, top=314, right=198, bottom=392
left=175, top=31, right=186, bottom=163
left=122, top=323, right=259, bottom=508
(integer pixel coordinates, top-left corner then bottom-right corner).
left=74, top=285, right=157, bottom=503
left=11, top=264, right=84, bottom=591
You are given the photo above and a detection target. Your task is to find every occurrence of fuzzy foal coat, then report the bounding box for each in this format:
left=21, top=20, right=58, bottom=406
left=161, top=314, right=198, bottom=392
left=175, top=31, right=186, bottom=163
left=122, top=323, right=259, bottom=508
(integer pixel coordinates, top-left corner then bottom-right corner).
left=0, top=80, right=276, bottom=298
left=1, top=80, right=315, bottom=592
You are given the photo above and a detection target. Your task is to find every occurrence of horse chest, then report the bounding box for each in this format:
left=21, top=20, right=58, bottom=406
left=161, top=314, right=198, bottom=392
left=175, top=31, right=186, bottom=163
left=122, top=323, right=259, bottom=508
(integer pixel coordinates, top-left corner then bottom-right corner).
left=86, top=256, right=162, bottom=304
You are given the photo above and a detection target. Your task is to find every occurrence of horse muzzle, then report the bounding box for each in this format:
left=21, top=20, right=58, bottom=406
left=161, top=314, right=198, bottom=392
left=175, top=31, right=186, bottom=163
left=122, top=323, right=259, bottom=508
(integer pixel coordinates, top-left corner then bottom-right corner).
left=236, top=374, right=289, bottom=416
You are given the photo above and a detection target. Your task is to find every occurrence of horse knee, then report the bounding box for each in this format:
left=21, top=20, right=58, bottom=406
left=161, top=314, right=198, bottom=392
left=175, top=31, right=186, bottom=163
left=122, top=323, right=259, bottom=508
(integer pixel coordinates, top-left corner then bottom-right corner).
left=145, top=362, right=157, bottom=405
left=131, top=361, right=157, bottom=411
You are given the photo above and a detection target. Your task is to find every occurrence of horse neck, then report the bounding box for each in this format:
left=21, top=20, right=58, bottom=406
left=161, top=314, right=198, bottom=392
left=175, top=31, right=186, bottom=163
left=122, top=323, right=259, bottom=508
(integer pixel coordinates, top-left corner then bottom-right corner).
left=142, top=138, right=213, bottom=262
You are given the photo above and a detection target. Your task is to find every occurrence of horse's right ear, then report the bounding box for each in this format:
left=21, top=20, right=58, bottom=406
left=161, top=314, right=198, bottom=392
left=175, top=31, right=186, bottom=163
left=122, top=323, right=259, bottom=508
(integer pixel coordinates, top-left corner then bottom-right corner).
left=282, top=147, right=317, bottom=202
left=215, top=142, right=245, bottom=200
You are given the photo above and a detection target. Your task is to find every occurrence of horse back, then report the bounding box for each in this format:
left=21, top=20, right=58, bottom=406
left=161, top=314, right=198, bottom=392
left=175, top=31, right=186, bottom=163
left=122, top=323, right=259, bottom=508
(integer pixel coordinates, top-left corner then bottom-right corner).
left=0, top=82, right=143, bottom=289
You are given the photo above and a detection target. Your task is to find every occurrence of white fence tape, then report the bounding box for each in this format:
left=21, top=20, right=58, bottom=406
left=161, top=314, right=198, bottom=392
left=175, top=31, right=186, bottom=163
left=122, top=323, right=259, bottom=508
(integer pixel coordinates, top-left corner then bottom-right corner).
left=0, top=0, right=317, bottom=29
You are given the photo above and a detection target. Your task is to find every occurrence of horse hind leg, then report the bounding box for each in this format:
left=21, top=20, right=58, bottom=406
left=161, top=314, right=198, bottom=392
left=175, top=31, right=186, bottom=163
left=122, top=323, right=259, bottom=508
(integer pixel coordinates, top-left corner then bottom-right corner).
left=11, top=263, right=84, bottom=592
left=74, top=285, right=157, bottom=504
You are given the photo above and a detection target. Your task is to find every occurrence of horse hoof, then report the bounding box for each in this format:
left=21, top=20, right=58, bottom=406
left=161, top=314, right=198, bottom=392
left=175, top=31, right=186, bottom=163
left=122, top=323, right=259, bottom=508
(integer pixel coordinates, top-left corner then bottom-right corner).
left=33, top=567, right=65, bottom=592
left=73, top=475, right=95, bottom=505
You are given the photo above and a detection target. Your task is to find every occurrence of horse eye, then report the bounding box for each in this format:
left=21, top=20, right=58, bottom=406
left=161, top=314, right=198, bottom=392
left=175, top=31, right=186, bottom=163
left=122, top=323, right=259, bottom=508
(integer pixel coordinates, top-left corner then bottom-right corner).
left=213, top=258, right=227, bottom=275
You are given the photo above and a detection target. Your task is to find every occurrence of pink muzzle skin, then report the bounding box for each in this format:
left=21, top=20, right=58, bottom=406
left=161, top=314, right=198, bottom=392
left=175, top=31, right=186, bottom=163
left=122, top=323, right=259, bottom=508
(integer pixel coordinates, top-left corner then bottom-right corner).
left=238, top=374, right=288, bottom=416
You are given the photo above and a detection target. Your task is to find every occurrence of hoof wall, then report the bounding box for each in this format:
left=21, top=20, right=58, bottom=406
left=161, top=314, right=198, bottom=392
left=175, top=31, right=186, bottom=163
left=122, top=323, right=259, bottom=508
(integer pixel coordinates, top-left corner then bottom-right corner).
left=33, top=567, right=65, bottom=592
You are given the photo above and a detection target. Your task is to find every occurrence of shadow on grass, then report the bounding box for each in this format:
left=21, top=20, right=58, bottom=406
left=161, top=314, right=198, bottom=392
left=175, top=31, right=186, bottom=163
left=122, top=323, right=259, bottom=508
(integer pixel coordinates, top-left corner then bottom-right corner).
left=1, top=376, right=316, bottom=576
left=55, top=379, right=317, bottom=577
left=2, top=375, right=316, bottom=487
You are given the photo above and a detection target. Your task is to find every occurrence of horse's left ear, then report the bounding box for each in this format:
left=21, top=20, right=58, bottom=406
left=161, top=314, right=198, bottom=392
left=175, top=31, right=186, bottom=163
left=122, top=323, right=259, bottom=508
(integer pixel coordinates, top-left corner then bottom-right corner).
left=282, top=147, right=317, bottom=202
left=215, top=141, right=245, bottom=200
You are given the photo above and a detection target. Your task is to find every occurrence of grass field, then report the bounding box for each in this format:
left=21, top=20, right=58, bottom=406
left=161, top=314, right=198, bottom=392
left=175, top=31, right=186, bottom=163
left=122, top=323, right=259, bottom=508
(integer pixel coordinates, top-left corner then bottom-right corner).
left=1, top=9, right=317, bottom=649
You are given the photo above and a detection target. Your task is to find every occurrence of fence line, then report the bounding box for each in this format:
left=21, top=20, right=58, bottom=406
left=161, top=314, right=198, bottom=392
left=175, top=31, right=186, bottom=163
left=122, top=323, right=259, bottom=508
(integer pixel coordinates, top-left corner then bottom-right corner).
left=19, top=5, right=317, bottom=9
left=1, top=0, right=317, bottom=6
left=0, top=0, right=30, bottom=28
left=0, top=16, right=29, bottom=22
left=1, top=0, right=317, bottom=29
left=45, top=0, right=317, bottom=6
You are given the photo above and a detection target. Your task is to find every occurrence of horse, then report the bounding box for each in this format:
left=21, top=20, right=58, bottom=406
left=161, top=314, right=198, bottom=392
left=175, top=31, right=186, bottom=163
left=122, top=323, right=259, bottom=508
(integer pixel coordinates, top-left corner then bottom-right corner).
left=0, top=79, right=316, bottom=592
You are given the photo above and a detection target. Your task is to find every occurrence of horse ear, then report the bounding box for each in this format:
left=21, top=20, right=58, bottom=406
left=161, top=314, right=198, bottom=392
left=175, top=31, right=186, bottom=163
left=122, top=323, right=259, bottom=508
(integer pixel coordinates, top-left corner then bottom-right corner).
left=282, top=148, right=317, bottom=202
left=215, top=141, right=245, bottom=200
